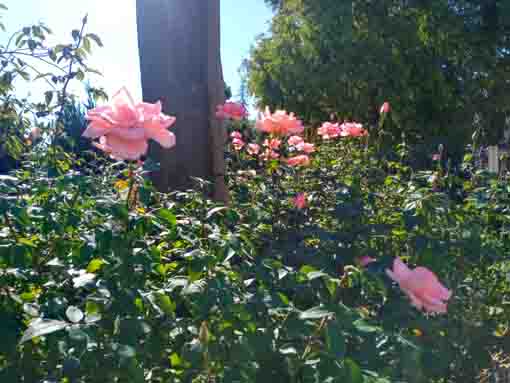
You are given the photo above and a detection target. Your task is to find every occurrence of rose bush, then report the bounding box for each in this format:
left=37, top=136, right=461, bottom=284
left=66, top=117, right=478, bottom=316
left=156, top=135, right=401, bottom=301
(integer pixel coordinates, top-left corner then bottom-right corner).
left=0, top=7, right=509, bottom=383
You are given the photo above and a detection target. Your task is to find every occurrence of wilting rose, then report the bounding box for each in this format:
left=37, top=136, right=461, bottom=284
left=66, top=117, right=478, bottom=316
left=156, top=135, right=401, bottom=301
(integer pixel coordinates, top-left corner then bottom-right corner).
left=83, top=87, right=176, bottom=160
left=216, top=102, right=248, bottom=120
left=256, top=107, right=304, bottom=136
left=386, top=257, right=452, bottom=314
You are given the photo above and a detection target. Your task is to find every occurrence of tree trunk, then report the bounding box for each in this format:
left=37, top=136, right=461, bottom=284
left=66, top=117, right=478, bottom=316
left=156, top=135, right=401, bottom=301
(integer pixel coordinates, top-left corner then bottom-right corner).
left=136, top=0, right=228, bottom=202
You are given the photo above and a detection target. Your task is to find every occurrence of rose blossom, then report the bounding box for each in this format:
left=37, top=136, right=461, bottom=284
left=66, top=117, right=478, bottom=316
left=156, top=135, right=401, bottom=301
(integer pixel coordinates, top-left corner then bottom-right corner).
left=386, top=257, right=452, bottom=314
left=83, top=87, right=176, bottom=160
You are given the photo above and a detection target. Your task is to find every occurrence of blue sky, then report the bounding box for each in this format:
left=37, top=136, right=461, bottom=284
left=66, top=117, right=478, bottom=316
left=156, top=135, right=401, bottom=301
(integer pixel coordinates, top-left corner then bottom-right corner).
left=3, top=0, right=272, bottom=104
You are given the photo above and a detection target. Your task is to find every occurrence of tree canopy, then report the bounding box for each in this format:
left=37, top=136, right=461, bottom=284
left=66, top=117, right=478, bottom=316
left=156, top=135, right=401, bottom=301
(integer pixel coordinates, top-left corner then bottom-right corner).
left=249, top=0, right=510, bottom=155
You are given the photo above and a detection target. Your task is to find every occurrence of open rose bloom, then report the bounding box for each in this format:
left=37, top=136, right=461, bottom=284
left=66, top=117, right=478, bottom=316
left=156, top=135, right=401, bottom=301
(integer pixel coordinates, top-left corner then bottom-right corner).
left=256, top=107, right=304, bottom=136
left=83, top=87, right=176, bottom=160
left=318, top=122, right=342, bottom=140
left=340, top=122, right=367, bottom=137
left=386, top=258, right=452, bottom=314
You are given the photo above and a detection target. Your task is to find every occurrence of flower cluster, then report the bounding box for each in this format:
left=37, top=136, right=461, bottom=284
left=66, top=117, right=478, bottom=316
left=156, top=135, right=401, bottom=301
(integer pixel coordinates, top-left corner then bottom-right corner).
left=224, top=106, right=314, bottom=168
left=317, top=121, right=367, bottom=140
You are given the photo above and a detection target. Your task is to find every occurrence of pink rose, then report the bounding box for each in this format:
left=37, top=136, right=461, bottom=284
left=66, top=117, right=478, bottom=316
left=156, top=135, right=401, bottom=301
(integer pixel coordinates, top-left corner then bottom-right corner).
left=286, top=155, right=310, bottom=167
left=230, top=131, right=243, bottom=140
left=83, top=87, right=176, bottom=160
left=340, top=122, right=367, bottom=137
left=297, top=142, right=315, bottom=153
left=247, top=143, right=260, bottom=155
left=260, top=149, right=280, bottom=161
left=256, top=106, right=304, bottom=136
left=216, top=102, right=248, bottom=120
left=232, top=138, right=245, bottom=151
left=386, top=258, right=452, bottom=314
left=293, top=193, right=307, bottom=209
left=288, top=135, right=305, bottom=147
left=317, top=122, right=342, bottom=140
left=380, top=102, right=391, bottom=114
left=263, top=138, right=282, bottom=150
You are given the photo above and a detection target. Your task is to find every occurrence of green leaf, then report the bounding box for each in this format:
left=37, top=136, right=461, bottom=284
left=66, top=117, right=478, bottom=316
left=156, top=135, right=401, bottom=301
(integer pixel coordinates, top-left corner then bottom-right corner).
left=87, top=258, right=106, bottom=273
left=343, top=359, right=363, bottom=383
left=75, top=69, right=85, bottom=81
left=83, top=36, right=91, bottom=53
left=155, top=293, right=176, bottom=316
left=20, top=319, right=69, bottom=343
left=170, top=352, right=182, bottom=367
left=299, top=307, right=333, bottom=320
left=18, top=237, right=37, bottom=248
left=86, top=33, right=103, bottom=47
left=353, top=319, right=380, bottom=333
left=326, top=321, right=346, bottom=359
left=156, top=209, right=177, bottom=226
left=206, top=206, right=228, bottom=219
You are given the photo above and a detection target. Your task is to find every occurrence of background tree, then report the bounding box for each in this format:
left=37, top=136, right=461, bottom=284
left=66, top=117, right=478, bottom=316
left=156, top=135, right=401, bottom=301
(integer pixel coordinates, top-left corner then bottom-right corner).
left=136, top=0, right=228, bottom=201
left=249, top=0, right=510, bottom=162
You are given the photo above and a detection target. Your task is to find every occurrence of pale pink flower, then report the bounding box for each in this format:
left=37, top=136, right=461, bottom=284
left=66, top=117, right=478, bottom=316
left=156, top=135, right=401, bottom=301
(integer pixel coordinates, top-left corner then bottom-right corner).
left=357, top=256, right=376, bottom=267
left=380, top=102, right=391, bottom=114
left=340, top=122, right=367, bottom=137
left=216, top=102, right=248, bottom=120
left=260, top=149, right=280, bottom=161
left=386, top=258, right=452, bottom=314
left=247, top=143, right=261, bottom=155
left=318, top=122, right=342, bottom=140
left=297, top=142, right=315, bottom=153
left=286, top=155, right=310, bottom=167
left=83, top=87, right=176, bottom=160
left=293, top=193, right=307, bottom=209
left=232, top=138, right=245, bottom=151
left=256, top=107, right=304, bottom=136
left=263, top=138, right=282, bottom=150
left=288, top=135, right=305, bottom=147
left=230, top=131, right=243, bottom=140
